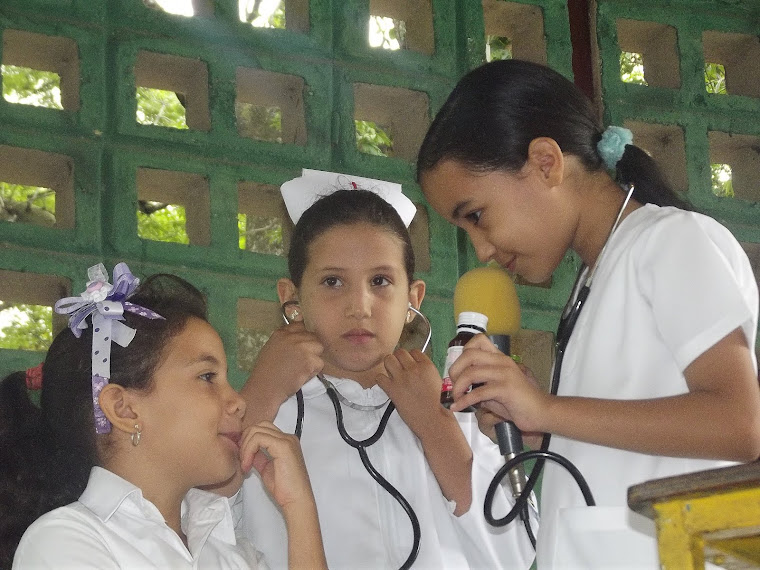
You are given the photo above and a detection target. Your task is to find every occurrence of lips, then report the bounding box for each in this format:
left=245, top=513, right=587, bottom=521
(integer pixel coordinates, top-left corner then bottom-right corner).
left=342, top=328, right=375, bottom=344
left=220, top=431, right=242, bottom=449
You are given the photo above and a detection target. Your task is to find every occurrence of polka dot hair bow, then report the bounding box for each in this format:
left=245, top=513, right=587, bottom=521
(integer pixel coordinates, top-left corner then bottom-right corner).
left=54, top=262, right=164, bottom=434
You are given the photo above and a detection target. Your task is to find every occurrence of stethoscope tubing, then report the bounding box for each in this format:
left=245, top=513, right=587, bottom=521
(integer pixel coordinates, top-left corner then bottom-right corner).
left=283, top=303, right=431, bottom=570
left=482, top=184, right=636, bottom=532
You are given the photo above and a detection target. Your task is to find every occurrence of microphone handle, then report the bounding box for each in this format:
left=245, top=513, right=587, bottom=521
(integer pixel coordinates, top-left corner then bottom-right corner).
left=494, top=421, right=527, bottom=497
left=488, top=334, right=527, bottom=498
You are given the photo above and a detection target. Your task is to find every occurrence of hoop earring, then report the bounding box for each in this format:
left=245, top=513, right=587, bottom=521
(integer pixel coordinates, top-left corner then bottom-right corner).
left=131, top=424, right=141, bottom=447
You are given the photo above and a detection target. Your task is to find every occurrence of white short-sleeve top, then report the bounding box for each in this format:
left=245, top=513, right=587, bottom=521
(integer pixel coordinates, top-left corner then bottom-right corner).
left=537, top=204, right=759, bottom=568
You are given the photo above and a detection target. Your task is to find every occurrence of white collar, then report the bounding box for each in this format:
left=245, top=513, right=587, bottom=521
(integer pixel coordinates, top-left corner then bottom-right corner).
left=79, top=467, right=237, bottom=550
left=300, top=374, right=390, bottom=407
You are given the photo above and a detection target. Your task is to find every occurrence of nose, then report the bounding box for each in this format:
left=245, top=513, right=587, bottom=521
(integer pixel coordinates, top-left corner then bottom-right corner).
left=226, top=386, right=246, bottom=420
left=345, top=285, right=372, bottom=319
left=469, top=231, right=496, bottom=263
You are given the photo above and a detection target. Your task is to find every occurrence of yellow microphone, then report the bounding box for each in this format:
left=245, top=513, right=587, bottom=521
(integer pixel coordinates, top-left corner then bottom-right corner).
left=453, top=265, right=526, bottom=497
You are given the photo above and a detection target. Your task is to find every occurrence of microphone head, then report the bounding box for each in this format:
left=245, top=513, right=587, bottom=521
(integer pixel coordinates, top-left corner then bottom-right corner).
left=453, top=265, right=520, bottom=335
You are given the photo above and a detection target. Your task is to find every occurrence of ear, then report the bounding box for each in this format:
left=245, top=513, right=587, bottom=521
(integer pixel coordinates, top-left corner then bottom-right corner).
left=526, top=137, right=565, bottom=187
left=99, top=383, right=139, bottom=435
left=276, top=278, right=298, bottom=305
left=408, top=279, right=426, bottom=311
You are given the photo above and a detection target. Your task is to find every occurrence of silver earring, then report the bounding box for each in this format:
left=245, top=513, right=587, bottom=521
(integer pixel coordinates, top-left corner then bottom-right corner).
left=131, top=424, right=141, bottom=447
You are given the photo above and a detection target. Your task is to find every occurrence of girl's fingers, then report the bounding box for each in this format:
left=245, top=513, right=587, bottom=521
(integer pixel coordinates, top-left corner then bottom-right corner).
left=448, top=344, right=515, bottom=379
left=464, top=333, right=501, bottom=352
left=450, top=363, right=506, bottom=399
left=239, top=423, right=300, bottom=472
left=450, top=383, right=505, bottom=413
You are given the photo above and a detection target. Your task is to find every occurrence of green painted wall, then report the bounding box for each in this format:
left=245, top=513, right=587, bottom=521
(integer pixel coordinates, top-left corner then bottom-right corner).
left=0, top=0, right=757, bottom=388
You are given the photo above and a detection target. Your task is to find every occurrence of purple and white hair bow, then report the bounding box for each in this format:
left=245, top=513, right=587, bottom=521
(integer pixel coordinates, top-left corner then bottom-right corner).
left=54, top=263, right=164, bottom=434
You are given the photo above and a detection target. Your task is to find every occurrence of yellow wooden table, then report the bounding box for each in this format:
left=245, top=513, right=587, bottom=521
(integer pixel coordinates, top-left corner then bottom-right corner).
left=628, top=461, right=760, bottom=569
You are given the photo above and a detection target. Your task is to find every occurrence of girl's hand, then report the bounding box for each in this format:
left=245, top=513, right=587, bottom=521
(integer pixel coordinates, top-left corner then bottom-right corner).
left=239, top=421, right=315, bottom=510
left=448, top=335, right=550, bottom=433
left=240, top=322, right=324, bottom=424
left=376, top=348, right=444, bottom=435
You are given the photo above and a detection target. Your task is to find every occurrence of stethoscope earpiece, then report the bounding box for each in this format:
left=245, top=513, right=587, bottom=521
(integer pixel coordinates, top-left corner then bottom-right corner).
left=281, top=300, right=302, bottom=324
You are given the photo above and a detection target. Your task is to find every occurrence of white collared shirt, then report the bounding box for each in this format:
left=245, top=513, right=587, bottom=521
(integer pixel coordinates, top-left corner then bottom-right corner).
left=239, top=375, right=537, bottom=569
left=13, top=467, right=265, bottom=569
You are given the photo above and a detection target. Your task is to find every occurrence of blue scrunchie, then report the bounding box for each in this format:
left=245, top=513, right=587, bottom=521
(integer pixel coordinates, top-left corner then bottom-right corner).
left=597, top=126, right=633, bottom=170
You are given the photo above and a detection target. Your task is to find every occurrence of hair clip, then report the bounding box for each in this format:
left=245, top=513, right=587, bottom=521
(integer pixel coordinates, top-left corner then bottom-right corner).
left=597, top=126, right=633, bottom=170
left=54, top=263, right=164, bottom=434
left=25, top=363, right=43, bottom=391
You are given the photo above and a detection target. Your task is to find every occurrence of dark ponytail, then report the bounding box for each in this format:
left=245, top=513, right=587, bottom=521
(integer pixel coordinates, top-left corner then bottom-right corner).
left=0, top=273, right=207, bottom=568
left=417, top=59, right=692, bottom=210
left=615, top=144, right=692, bottom=210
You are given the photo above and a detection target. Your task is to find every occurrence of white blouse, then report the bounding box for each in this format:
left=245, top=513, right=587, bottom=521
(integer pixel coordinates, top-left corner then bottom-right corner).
left=13, top=467, right=264, bottom=569
left=537, top=205, right=758, bottom=568
left=239, top=375, right=537, bottom=569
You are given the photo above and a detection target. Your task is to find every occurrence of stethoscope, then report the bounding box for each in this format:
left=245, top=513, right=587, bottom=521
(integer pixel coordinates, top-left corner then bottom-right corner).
left=484, top=184, right=637, bottom=540
left=281, top=301, right=432, bottom=570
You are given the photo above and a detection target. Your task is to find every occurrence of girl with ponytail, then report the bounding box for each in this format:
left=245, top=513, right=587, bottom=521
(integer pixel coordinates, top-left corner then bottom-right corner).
left=417, top=59, right=759, bottom=568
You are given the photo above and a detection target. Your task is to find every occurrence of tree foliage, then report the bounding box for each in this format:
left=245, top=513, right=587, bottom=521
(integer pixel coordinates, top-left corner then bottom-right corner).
left=355, top=120, right=393, bottom=157
left=0, top=303, right=52, bottom=351
left=242, top=0, right=285, bottom=28
left=1, top=64, right=62, bottom=109
left=136, top=87, right=188, bottom=129
left=236, top=103, right=282, bottom=142
left=705, top=62, right=727, bottom=95
left=620, top=52, right=647, bottom=85
left=486, top=36, right=512, bottom=62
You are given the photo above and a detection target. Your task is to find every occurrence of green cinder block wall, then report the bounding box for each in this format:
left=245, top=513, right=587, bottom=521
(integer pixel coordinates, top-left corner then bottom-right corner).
left=0, top=0, right=757, bottom=388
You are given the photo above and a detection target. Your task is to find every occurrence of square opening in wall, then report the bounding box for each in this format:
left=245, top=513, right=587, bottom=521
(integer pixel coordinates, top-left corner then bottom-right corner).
left=236, top=103, right=282, bottom=143
left=237, top=297, right=282, bottom=371
left=703, top=31, right=760, bottom=99
left=236, top=68, right=306, bottom=145
left=143, top=0, right=213, bottom=17
left=708, top=131, right=760, bottom=203
left=134, top=51, right=210, bottom=131
left=2, top=29, right=79, bottom=111
left=353, top=83, right=429, bottom=162
left=482, top=1, right=546, bottom=64
left=616, top=19, right=680, bottom=89
left=239, top=0, right=308, bottom=32
left=368, top=0, right=433, bottom=55
left=238, top=181, right=290, bottom=255
left=623, top=121, right=688, bottom=194
left=0, top=145, right=74, bottom=228
left=136, top=168, right=210, bottom=245
left=0, top=269, right=70, bottom=352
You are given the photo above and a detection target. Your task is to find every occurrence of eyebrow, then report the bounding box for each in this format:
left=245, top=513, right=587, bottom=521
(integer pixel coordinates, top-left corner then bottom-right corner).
left=318, top=265, right=400, bottom=273
left=183, top=354, right=222, bottom=367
